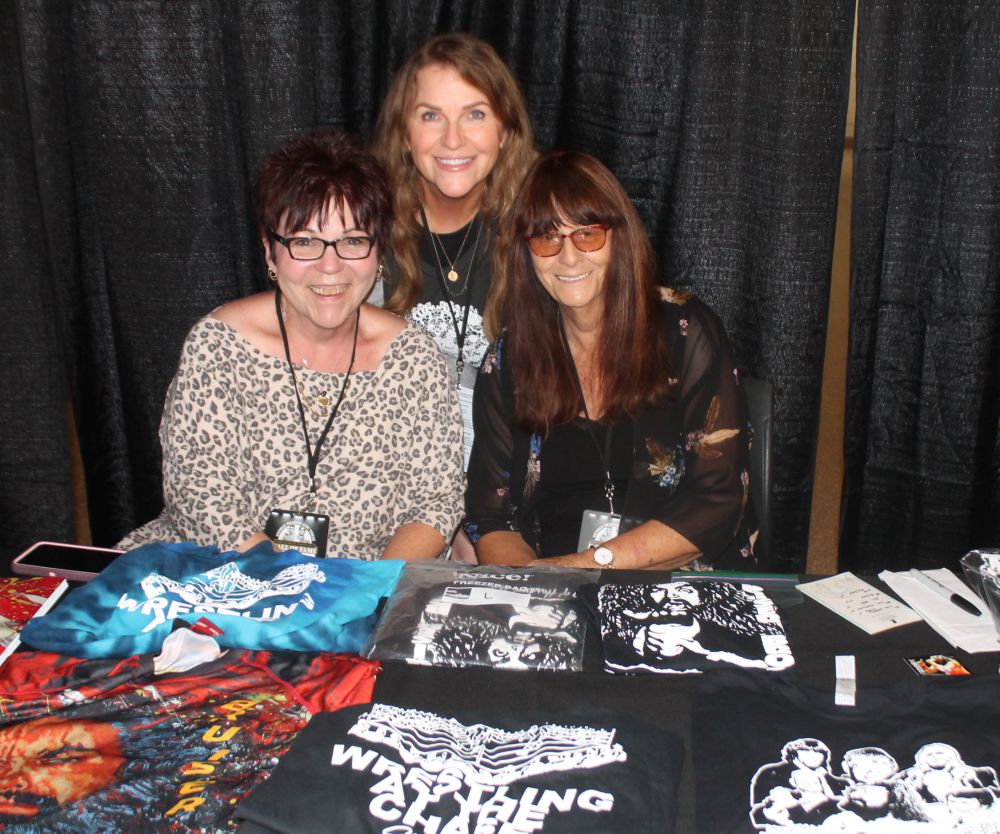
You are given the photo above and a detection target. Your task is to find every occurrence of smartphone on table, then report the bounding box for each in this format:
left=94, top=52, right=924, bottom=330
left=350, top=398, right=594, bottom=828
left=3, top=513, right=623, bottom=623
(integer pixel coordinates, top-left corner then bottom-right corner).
left=11, top=541, right=124, bottom=583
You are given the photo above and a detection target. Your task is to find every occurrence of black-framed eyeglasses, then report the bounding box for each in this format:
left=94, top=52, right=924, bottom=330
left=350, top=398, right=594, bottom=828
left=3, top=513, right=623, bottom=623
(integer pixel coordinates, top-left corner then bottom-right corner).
left=524, top=224, right=610, bottom=258
left=269, top=230, right=374, bottom=261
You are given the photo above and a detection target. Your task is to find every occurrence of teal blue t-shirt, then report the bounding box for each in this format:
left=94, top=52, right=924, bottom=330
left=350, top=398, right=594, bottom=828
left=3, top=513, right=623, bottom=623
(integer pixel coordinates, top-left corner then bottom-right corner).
left=22, top=541, right=403, bottom=658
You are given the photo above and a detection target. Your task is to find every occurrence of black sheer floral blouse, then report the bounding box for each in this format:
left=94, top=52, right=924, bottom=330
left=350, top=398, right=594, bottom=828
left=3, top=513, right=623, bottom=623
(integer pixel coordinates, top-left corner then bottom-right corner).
left=463, top=288, right=758, bottom=569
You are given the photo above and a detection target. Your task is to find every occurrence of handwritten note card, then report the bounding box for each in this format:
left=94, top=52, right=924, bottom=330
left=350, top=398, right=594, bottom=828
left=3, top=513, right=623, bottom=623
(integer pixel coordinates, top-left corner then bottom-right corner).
left=797, top=572, right=921, bottom=635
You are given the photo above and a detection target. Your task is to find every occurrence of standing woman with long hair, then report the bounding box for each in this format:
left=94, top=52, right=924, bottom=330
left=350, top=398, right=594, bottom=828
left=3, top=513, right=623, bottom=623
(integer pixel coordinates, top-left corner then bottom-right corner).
left=372, top=33, right=536, bottom=470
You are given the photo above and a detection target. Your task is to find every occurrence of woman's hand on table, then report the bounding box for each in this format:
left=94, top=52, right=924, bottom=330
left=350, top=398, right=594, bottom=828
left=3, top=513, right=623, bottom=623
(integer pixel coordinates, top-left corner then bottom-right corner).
left=476, top=520, right=702, bottom=570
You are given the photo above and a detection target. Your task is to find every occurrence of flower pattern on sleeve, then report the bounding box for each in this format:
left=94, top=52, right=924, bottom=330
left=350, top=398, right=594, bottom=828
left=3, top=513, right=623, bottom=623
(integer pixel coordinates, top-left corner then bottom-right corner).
left=481, top=340, right=501, bottom=374
left=524, top=433, right=542, bottom=499
left=687, top=396, right=741, bottom=459
left=643, top=438, right=687, bottom=492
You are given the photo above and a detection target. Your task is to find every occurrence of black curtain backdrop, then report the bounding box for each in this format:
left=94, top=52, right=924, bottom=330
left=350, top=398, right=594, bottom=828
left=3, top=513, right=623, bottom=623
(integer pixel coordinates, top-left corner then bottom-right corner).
left=1, top=0, right=854, bottom=572
left=842, top=2, right=1000, bottom=572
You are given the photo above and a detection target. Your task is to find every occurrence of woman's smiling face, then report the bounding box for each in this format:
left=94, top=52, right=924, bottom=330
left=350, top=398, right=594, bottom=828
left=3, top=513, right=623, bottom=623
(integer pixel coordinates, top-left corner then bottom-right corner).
left=265, top=202, right=378, bottom=340
left=405, top=64, right=506, bottom=206
left=530, top=221, right=613, bottom=319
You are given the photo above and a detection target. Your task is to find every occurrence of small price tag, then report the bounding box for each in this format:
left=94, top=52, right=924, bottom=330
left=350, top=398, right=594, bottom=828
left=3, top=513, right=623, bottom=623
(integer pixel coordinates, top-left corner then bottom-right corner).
left=835, top=655, right=856, bottom=706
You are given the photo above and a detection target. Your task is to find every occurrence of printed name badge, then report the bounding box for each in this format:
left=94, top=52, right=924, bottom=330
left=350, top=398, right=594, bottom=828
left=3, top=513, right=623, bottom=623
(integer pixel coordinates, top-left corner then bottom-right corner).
left=578, top=510, right=644, bottom=551
left=578, top=510, right=622, bottom=551
left=264, top=509, right=329, bottom=557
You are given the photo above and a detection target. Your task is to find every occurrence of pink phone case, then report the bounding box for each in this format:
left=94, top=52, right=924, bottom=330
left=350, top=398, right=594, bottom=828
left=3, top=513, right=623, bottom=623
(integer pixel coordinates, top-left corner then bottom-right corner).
left=11, top=540, right=124, bottom=583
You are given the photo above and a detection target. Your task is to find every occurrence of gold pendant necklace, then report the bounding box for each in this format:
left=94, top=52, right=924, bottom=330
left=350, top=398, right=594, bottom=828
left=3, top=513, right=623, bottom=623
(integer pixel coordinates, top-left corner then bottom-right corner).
left=430, top=216, right=476, bottom=283
left=293, top=361, right=331, bottom=420
left=281, top=302, right=340, bottom=419
left=430, top=218, right=483, bottom=301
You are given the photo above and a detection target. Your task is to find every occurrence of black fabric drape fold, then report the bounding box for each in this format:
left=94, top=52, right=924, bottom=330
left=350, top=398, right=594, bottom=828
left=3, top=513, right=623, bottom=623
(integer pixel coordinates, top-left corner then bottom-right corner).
left=655, top=2, right=855, bottom=569
left=1, top=0, right=854, bottom=570
left=842, top=1, right=1000, bottom=572
left=1, top=0, right=75, bottom=556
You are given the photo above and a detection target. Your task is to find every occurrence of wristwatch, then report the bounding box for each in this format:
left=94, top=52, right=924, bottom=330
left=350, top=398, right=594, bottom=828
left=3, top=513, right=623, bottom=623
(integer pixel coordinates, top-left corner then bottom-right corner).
left=592, top=545, right=615, bottom=568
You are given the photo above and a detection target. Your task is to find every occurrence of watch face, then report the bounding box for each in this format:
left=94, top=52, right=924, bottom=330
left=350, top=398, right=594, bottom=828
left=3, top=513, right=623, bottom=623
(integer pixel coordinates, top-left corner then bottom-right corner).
left=593, top=546, right=614, bottom=567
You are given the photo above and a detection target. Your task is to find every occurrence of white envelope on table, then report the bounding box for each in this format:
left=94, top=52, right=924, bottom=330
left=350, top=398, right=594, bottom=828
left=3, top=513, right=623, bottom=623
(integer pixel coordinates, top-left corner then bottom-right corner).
left=879, top=568, right=1000, bottom=654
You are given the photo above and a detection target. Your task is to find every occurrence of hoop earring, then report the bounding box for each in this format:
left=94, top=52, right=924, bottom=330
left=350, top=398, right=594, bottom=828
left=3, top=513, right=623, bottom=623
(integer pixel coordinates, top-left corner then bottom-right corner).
left=267, top=267, right=278, bottom=283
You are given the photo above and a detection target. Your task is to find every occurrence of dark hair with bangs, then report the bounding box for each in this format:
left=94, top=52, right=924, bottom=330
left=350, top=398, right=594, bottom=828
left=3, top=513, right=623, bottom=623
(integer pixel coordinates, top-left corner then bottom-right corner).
left=254, top=130, right=393, bottom=258
left=503, top=149, right=673, bottom=432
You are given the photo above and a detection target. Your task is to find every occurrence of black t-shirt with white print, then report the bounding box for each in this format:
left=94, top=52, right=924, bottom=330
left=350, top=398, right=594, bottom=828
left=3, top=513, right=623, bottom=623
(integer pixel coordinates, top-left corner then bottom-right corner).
left=365, top=563, right=592, bottom=672
left=598, top=580, right=795, bottom=674
left=381, top=218, right=493, bottom=470
left=235, top=702, right=684, bottom=834
left=692, top=671, right=1000, bottom=833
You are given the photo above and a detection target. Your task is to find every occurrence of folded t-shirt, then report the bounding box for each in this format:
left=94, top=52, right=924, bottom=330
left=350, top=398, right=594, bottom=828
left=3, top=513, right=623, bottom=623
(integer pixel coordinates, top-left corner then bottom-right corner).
left=235, top=701, right=684, bottom=833
left=364, top=562, right=594, bottom=671
left=0, top=648, right=377, bottom=832
left=692, top=671, right=1000, bottom=833
left=22, top=540, right=403, bottom=657
left=597, top=580, right=794, bottom=674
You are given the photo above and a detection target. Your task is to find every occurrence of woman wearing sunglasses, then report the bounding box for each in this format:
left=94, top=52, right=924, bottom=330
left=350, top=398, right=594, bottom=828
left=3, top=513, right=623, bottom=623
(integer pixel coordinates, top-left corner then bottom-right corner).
left=464, top=150, right=756, bottom=570
left=119, top=130, right=464, bottom=560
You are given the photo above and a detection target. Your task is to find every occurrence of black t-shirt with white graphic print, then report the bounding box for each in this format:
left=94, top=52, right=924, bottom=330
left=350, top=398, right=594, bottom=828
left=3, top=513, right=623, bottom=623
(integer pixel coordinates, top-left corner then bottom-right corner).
left=235, top=702, right=684, bottom=834
left=692, top=671, right=1000, bottom=833
left=598, top=581, right=794, bottom=674
left=364, top=562, right=593, bottom=672
left=380, top=217, right=493, bottom=470
left=384, top=218, right=493, bottom=373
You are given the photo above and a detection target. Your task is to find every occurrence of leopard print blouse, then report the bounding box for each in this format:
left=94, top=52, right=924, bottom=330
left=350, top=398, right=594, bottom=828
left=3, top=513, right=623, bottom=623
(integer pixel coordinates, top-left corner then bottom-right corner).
left=118, top=316, right=465, bottom=559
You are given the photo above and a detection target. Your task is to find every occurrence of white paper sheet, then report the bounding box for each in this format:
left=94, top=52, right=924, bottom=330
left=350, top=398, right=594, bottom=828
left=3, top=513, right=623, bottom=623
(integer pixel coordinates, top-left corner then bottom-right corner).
left=797, top=572, right=921, bottom=635
left=879, top=568, right=1000, bottom=654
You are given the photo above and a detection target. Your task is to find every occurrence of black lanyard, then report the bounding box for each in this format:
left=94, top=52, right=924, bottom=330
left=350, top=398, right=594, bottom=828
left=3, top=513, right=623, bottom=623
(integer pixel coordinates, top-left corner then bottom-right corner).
left=275, top=289, right=358, bottom=504
left=420, top=206, right=478, bottom=383
left=558, top=314, right=616, bottom=514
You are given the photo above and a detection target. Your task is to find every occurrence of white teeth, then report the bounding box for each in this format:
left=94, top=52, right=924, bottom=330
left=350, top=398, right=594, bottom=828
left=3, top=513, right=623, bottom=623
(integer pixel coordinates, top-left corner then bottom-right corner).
left=557, top=273, right=590, bottom=283
left=310, top=285, right=346, bottom=296
left=438, top=157, right=472, bottom=165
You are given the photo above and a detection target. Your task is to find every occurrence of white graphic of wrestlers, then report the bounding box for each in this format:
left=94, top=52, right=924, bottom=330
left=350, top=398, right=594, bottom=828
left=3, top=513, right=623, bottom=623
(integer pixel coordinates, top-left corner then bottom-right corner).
left=750, top=737, right=1000, bottom=830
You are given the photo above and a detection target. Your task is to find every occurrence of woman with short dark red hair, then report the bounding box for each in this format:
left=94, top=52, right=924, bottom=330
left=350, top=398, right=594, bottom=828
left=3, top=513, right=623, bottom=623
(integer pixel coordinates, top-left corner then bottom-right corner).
left=119, top=130, right=464, bottom=560
left=465, top=150, right=756, bottom=570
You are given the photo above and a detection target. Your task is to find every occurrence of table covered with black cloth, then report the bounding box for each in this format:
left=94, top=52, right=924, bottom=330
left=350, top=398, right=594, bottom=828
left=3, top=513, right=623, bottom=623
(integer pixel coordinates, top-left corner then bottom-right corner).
left=368, top=572, right=1000, bottom=834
